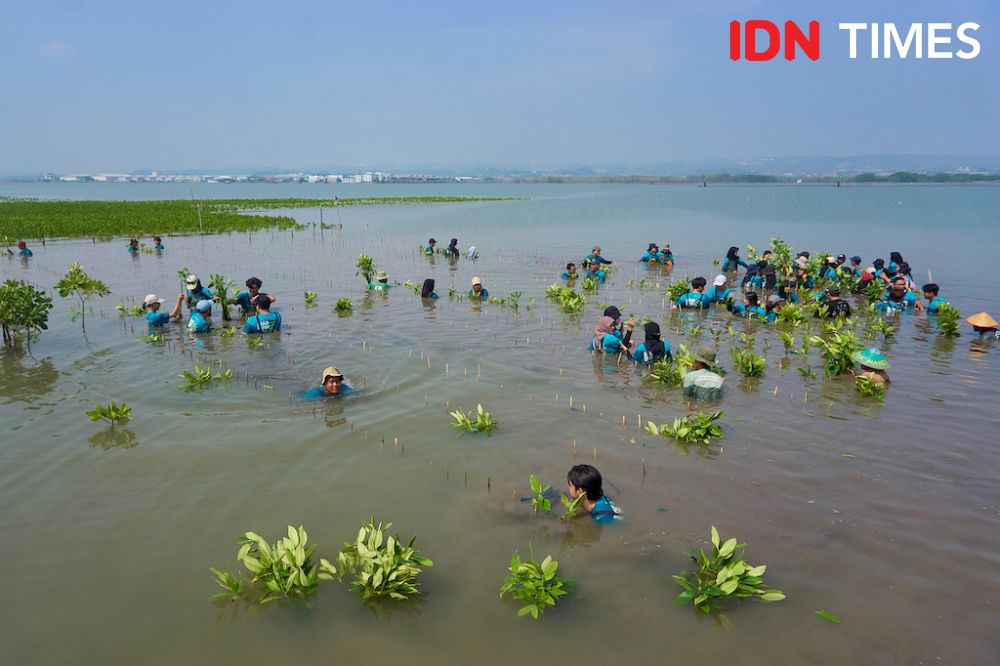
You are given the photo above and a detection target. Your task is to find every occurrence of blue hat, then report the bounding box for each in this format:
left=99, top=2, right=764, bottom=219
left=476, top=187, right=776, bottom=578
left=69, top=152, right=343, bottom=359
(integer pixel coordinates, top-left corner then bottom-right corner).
left=851, top=348, right=889, bottom=369
left=195, top=300, right=212, bottom=313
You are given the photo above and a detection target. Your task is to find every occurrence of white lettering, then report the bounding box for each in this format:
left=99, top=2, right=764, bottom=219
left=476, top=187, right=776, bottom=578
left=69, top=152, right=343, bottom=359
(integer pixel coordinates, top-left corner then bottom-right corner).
left=839, top=23, right=867, bottom=59
left=927, top=23, right=952, bottom=58
left=871, top=23, right=879, bottom=59
left=884, top=23, right=922, bottom=58
left=956, top=22, right=981, bottom=59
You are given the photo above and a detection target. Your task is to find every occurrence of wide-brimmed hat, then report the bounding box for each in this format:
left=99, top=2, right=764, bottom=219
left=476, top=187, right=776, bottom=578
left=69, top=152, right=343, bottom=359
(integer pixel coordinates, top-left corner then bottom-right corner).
left=322, top=366, right=344, bottom=382
left=143, top=294, right=165, bottom=307
left=185, top=274, right=199, bottom=287
left=374, top=271, right=388, bottom=281
left=713, top=275, right=727, bottom=286
left=195, top=299, right=212, bottom=313
left=694, top=347, right=717, bottom=365
left=471, top=276, right=482, bottom=286
left=966, top=311, right=998, bottom=328
left=851, top=348, right=889, bottom=369
left=826, top=284, right=841, bottom=296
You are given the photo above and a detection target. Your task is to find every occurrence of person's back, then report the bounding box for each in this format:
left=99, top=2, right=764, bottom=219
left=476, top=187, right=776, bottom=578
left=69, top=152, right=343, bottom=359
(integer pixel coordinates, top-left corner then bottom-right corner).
left=826, top=298, right=852, bottom=318
left=682, top=368, right=724, bottom=400
left=245, top=310, right=282, bottom=333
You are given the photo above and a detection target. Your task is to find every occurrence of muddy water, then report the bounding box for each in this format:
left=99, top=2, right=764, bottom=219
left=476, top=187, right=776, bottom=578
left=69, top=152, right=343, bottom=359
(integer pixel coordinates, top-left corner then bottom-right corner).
left=1, top=184, right=998, bottom=664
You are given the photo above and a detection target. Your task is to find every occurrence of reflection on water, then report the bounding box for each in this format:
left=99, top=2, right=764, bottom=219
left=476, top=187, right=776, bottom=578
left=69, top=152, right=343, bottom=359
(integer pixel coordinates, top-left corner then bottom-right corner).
left=89, top=427, right=139, bottom=450
left=0, top=352, right=58, bottom=403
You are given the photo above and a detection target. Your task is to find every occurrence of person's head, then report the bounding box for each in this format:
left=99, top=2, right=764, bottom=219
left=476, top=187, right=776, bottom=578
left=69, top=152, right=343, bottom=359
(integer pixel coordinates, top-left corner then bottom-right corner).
left=850, top=255, right=862, bottom=267
left=595, top=316, right=616, bottom=337
left=154, top=236, right=161, bottom=244
left=143, top=293, right=165, bottom=311
left=762, top=250, right=773, bottom=260
left=603, top=305, right=622, bottom=323
left=713, top=275, right=727, bottom=288
left=591, top=246, right=602, bottom=258
left=245, top=277, right=263, bottom=295
left=826, top=284, right=841, bottom=300
left=566, top=262, right=576, bottom=273
left=195, top=300, right=212, bottom=316
left=17, top=240, right=27, bottom=249
left=129, top=238, right=139, bottom=247
left=873, top=258, right=885, bottom=271
left=321, top=366, right=345, bottom=395
left=644, top=321, right=661, bottom=341
left=421, top=278, right=435, bottom=298
left=727, top=246, right=740, bottom=260
left=647, top=243, right=658, bottom=253
left=744, top=291, right=759, bottom=306
left=567, top=464, right=604, bottom=502
left=471, top=276, right=483, bottom=292
left=693, top=346, right=717, bottom=370
left=922, top=283, right=939, bottom=299
left=255, top=295, right=271, bottom=312
left=890, top=251, right=904, bottom=265
left=836, top=254, right=846, bottom=265
left=966, top=311, right=998, bottom=333
left=449, top=238, right=458, bottom=247
left=890, top=275, right=907, bottom=292
left=766, top=294, right=784, bottom=311
left=428, top=238, right=436, bottom=247
left=375, top=271, right=389, bottom=284
left=185, top=274, right=201, bottom=290
left=691, top=276, right=707, bottom=292
left=897, top=261, right=911, bottom=276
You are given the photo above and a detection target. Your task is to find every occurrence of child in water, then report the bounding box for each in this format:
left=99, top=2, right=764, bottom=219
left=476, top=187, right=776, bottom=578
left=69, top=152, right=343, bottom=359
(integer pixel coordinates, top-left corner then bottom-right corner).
left=567, top=464, right=620, bottom=524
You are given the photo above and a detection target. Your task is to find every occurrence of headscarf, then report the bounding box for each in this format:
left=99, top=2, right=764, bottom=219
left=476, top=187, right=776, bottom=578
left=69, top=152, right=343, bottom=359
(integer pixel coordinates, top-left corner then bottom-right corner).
left=593, top=316, right=616, bottom=350
left=889, top=251, right=904, bottom=265
left=421, top=278, right=435, bottom=298
left=642, top=322, right=666, bottom=361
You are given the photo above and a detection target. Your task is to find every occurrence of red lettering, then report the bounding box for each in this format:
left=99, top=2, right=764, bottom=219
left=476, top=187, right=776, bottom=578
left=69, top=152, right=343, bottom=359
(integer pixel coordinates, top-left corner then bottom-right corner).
left=785, top=20, right=820, bottom=60
left=730, top=20, right=741, bottom=60
left=746, top=20, right=781, bottom=61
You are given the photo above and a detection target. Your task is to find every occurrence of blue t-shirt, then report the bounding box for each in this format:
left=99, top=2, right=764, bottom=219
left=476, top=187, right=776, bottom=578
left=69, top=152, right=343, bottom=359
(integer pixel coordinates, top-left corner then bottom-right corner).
left=927, top=296, right=947, bottom=312
left=590, top=496, right=620, bottom=523
left=561, top=272, right=579, bottom=280
left=585, top=269, right=606, bottom=282
left=423, top=246, right=435, bottom=255
left=369, top=281, right=392, bottom=291
left=585, top=254, right=612, bottom=265
left=146, top=311, right=171, bottom=327
left=468, top=288, right=489, bottom=299
left=154, top=244, right=165, bottom=251
left=301, top=384, right=354, bottom=400
left=589, top=331, right=626, bottom=354
left=19, top=249, right=33, bottom=257
left=187, top=286, right=214, bottom=304
left=732, top=303, right=766, bottom=320
left=632, top=341, right=672, bottom=365
left=876, top=292, right=917, bottom=314
left=675, top=291, right=709, bottom=309
left=244, top=311, right=282, bottom=333
left=422, top=293, right=439, bottom=300
left=234, top=291, right=255, bottom=314
left=722, top=257, right=747, bottom=271
left=443, top=246, right=459, bottom=256
left=188, top=312, right=211, bottom=333
left=640, top=252, right=658, bottom=262
left=703, top=286, right=733, bottom=303
left=128, top=246, right=138, bottom=254
left=658, top=251, right=674, bottom=262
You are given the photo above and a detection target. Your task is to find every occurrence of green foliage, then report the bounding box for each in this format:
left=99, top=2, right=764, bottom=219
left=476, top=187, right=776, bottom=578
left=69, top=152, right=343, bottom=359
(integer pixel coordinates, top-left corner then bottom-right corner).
left=115, top=302, right=144, bottom=317
left=646, top=411, right=724, bottom=445
left=809, top=330, right=862, bottom=376
left=647, top=343, right=695, bottom=385
left=687, top=324, right=703, bottom=338
left=337, top=519, right=433, bottom=601
left=304, top=291, right=318, bottom=307
left=778, top=331, right=796, bottom=353
left=580, top=277, right=598, bottom=293
left=866, top=280, right=885, bottom=305
left=210, top=525, right=337, bottom=604
left=774, top=302, right=807, bottom=326
left=814, top=610, right=842, bottom=624
left=142, top=332, right=164, bottom=344
left=356, top=254, right=376, bottom=285
left=869, top=317, right=895, bottom=339
left=529, top=475, right=551, bottom=515
left=545, top=284, right=586, bottom=314
left=450, top=403, right=499, bottom=436
left=499, top=551, right=571, bottom=619
left=208, top=274, right=234, bottom=321
left=768, top=237, right=794, bottom=275
left=731, top=348, right=767, bottom=377
left=447, top=285, right=456, bottom=298
left=400, top=280, right=421, bottom=294
left=218, top=325, right=238, bottom=338
left=53, top=261, right=110, bottom=329
left=673, top=526, right=785, bottom=613
left=85, top=401, right=133, bottom=426
left=487, top=295, right=506, bottom=305
left=0, top=279, right=52, bottom=349
left=935, top=303, right=961, bottom=336
left=178, top=363, right=233, bottom=392
left=508, top=291, right=522, bottom=308
left=856, top=375, right=888, bottom=401
left=797, top=366, right=817, bottom=379
left=334, top=297, right=353, bottom=313
left=247, top=335, right=264, bottom=347
left=559, top=493, right=586, bottom=523
left=665, top=277, right=691, bottom=303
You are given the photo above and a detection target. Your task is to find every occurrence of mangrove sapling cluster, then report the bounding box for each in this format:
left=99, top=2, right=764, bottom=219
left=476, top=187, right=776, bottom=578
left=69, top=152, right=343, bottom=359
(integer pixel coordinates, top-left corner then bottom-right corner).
left=450, top=403, right=499, bottom=436
left=673, top=526, right=785, bottom=613
left=85, top=401, right=133, bottom=426
left=935, top=303, right=961, bottom=336
left=774, top=302, right=808, bottom=327
left=809, top=330, right=862, bottom=376
left=646, top=411, right=724, bottom=445
left=868, top=317, right=895, bottom=340
left=855, top=376, right=888, bottom=401
left=217, top=325, right=238, bottom=338
left=545, top=284, right=586, bottom=314
left=337, top=519, right=433, bottom=601
left=246, top=336, right=264, bottom=347
left=356, top=255, right=377, bottom=285
left=580, top=277, right=599, bottom=293
left=54, top=261, right=110, bottom=331
left=115, top=302, right=144, bottom=317
left=208, top=274, right=235, bottom=320
left=210, top=526, right=337, bottom=604
left=0, top=279, right=53, bottom=349
left=731, top=347, right=767, bottom=377
left=559, top=493, right=586, bottom=522
left=499, top=551, right=571, bottom=619
left=664, top=277, right=691, bottom=303
left=866, top=279, right=886, bottom=306
left=401, top=280, right=421, bottom=294
left=529, top=475, right=552, bottom=516
left=647, top=344, right=695, bottom=386
left=142, top=332, right=164, bottom=344
left=178, top=363, right=233, bottom=392
left=334, top=297, right=353, bottom=313
left=303, top=292, right=318, bottom=307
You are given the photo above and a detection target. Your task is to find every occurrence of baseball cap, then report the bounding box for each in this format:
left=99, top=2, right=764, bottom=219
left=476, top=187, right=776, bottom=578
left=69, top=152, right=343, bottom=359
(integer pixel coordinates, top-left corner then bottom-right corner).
left=185, top=274, right=199, bottom=287
left=850, top=256, right=862, bottom=263
left=837, top=254, right=846, bottom=260
left=713, top=275, right=727, bottom=287
left=195, top=300, right=212, bottom=312
left=143, top=294, right=165, bottom=307
left=826, top=285, right=841, bottom=296
left=428, top=238, right=436, bottom=243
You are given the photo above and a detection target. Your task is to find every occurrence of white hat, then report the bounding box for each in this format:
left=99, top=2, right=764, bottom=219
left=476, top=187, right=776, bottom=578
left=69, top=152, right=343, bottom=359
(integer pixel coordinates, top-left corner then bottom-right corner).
left=471, top=276, right=482, bottom=286
left=143, top=293, right=165, bottom=307
left=185, top=274, right=199, bottom=287
left=713, top=275, right=727, bottom=287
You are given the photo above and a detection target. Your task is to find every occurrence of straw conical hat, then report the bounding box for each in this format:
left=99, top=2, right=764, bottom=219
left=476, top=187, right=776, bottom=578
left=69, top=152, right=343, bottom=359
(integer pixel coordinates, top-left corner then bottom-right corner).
left=965, top=311, right=998, bottom=328
left=851, top=348, right=890, bottom=369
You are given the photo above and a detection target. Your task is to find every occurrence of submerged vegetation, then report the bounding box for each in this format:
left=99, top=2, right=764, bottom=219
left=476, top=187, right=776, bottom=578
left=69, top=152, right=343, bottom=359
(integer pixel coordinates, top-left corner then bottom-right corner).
left=178, top=363, right=234, bottom=392
left=499, top=551, right=571, bottom=619
left=337, top=518, right=433, bottom=601
left=646, top=411, right=724, bottom=445
left=450, top=403, right=499, bottom=435
left=85, top=401, right=133, bottom=426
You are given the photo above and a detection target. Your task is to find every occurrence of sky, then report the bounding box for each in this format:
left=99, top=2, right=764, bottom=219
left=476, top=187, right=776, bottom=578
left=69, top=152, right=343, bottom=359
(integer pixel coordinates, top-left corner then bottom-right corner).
left=0, top=0, right=997, bottom=174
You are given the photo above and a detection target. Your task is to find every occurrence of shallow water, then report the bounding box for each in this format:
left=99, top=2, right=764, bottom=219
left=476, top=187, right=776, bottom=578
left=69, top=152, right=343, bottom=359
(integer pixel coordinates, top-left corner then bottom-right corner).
left=2, top=183, right=999, bottom=664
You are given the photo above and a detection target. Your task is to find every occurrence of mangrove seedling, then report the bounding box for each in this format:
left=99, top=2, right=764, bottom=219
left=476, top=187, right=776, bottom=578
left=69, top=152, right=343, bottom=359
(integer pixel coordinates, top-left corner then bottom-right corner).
left=866, top=279, right=886, bottom=305
left=580, top=277, right=598, bottom=293
left=115, top=302, right=144, bottom=317
left=487, top=295, right=506, bottom=305
left=218, top=325, right=238, bottom=338
left=85, top=401, right=133, bottom=426
left=401, top=280, right=421, bottom=294
left=797, top=366, right=817, bottom=379
left=54, top=261, right=110, bottom=331
left=870, top=317, right=895, bottom=340
left=809, top=330, right=862, bottom=376
left=545, top=284, right=587, bottom=314
left=559, top=493, right=586, bottom=522
left=856, top=375, right=888, bottom=401
left=508, top=291, right=522, bottom=309
left=447, top=285, right=456, bottom=299
left=665, top=278, right=691, bottom=303
left=208, top=274, right=235, bottom=321
left=646, top=411, right=724, bottom=445
left=0, top=279, right=53, bottom=350
left=674, top=526, right=784, bottom=613
left=450, top=403, right=499, bottom=436
left=143, top=332, right=164, bottom=344
left=529, top=475, right=552, bottom=516
left=774, top=302, right=807, bottom=327
left=304, top=291, right=318, bottom=307
left=337, top=518, right=433, bottom=601
left=211, top=525, right=337, bottom=604
left=356, top=254, right=377, bottom=285
left=778, top=331, right=796, bottom=353
left=935, top=303, right=961, bottom=337
left=731, top=348, right=767, bottom=377
left=499, top=551, right=571, bottom=619
left=334, top=297, right=353, bottom=313
left=178, top=363, right=233, bottom=392
left=247, top=335, right=264, bottom=347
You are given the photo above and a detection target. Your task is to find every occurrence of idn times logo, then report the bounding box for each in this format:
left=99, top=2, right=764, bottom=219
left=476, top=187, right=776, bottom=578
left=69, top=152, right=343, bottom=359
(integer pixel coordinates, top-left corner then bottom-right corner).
left=730, top=20, right=981, bottom=60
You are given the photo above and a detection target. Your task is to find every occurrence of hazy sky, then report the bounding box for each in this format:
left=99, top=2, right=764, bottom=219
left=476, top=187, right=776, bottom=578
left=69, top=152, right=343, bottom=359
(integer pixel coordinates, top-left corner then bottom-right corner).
left=1, top=0, right=996, bottom=173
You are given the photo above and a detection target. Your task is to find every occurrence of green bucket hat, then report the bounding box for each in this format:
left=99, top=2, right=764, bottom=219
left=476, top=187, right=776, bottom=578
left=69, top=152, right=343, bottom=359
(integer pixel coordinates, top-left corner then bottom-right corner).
left=694, top=347, right=717, bottom=366
left=851, top=348, right=889, bottom=369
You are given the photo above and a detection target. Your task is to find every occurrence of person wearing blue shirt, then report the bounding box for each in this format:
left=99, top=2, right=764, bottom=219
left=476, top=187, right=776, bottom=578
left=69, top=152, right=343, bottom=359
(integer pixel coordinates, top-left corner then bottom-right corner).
left=561, top=262, right=579, bottom=281
left=420, top=278, right=439, bottom=301
left=423, top=238, right=437, bottom=255
left=567, top=465, right=620, bottom=524
left=589, top=314, right=634, bottom=354
left=17, top=241, right=33, bottom=257
left=188, top=300, right=213, bottom=334
left=849, top=256, right=863, bottom=277
left=231, top=277, right=276, bottom=316
left=301, top=366, right=355, bottom=400
left=184, top=274, right=214, bottom=309
left=143, top=292, right=184, bottom=326
left=730, top=291, right=766, bottom=320
left=919, top=283, right=947, bottom=312
left=722, top=246, right=748, bottom=272
left=244, top=297, right=282, bottom=333
left=673, top=276, right=711, bottom=309
left=876, top=276, right=917, bottom=314
left=369, top=271, right=392, bottom=291
left=765, top=295, right=787, bottom=323
left=443, top=238, right=460, bottom=257
left=153, top=236, right=165, bottom=252
left=777, top=279, right=800, bottom=303
left=658, top=243, right=674, bottom=265
left=585, top=266, right=606, bottom=282
left=127, top=238, right=140, bottom=255
left=640, top=243, right=660, bottom=262
left=631, top=322, right=671, bottom=364
left=468, top=276, right=488, bottom=299
left=584, top=246, right=613, bottom=267
left=703, top=275, right=734, bottom=304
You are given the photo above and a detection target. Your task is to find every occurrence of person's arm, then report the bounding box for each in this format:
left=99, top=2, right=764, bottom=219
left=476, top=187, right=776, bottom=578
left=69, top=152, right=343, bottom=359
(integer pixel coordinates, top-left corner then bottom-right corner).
left=168, top=292, right=184, bottom=320
left=620, top=317, right=636, bottom=349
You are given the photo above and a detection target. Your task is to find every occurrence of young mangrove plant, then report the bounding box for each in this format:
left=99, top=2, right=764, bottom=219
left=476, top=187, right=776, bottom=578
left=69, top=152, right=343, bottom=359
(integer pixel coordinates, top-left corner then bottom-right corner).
left=797, top=366, right=817, bottom=379
left=869, top=317, right=895, bottom=340
left=85, top=401, right=133, bottom=426
left=247, top=335, right=264, bottom=347
left=143, top=332, right=164, bottom=344
left=673, top=526, right=785, bottom=614
left=210, top=525, right=337, bottom=604
left=935, top=303, right=961, bottom=336
left=507, top=291, right=522, bottom=309
left=337, top=518, right=433, bottom=601
left=559, top=493, right=586, bottom=523
left=731, top=348, right=767, bottom=377
left=865, top=279, right=885, bottom=305
left=450, top=403, right=499, bottom=436
left=217, top=325, right=238, bottom=338
left=545, top=284, right=586, bottom=314
left=856, top=375, right=888, bottom=401
left=499, top=551, right=571, bottom=619
left=178, top=363, right=233, bottom=392
left=487, top=295, right=506, bottom=305
left=356, top=254, right=377, bottom=285
left=304, top=292, right=318, bottom=308
left=778, top=331, right=796, bottom=354
left=809, top=330, right=862, bottom=376
left=774, top=302, right=807, bottom=327
left=334, top=297, right=353, bottom=313
left=665, top=277, right=691, bottom=303
left=646, top=411, right=724, bottom=445
left=647, top=344, right=695, bottom=386
left=208, top=274, right=235, bottom=320
left=529, top=475, right=552, bottom=516
left=54, top=261, right=110, bottom=331
left=0, top=279, right=53, bottom=350
left=580, top=277, right=599, bottom=293
left=115, top=302, right=144, bottom=317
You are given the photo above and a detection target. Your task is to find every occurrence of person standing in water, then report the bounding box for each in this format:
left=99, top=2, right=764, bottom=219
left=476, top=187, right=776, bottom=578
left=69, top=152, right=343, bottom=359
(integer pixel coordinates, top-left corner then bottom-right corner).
left=566, top=464, right=620, bottom=524
left=301, top=366, right=355, bottom=400
left=16, top=241, right=32, bottom=257
left=631, top=322, right=671, bottom=364
left=468, top=276, right=488, bottom=299
left=243, top=295, right=282, bottom=333
left=443, top=238, right=460, bottom=257
left=851, top=348, right=891, bottom=385
left=127, top=239, right=140, bottom=255
left=420, top=278, right=439, bottom=300
left=682, top=347, right=725, bottom=400
left=142, top=292, right=184, bottom=327
left=153, top=237, right=165, bottom=252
